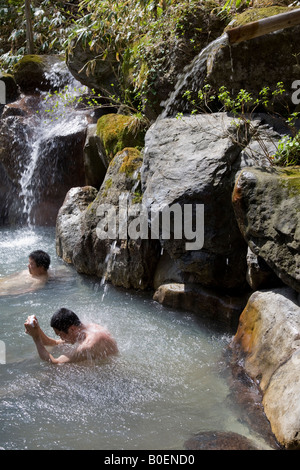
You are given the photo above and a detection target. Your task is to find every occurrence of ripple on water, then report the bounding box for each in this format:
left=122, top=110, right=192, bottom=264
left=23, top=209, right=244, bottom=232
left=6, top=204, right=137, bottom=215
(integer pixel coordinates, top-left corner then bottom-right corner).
left=0, top=227, right=269, bottom=450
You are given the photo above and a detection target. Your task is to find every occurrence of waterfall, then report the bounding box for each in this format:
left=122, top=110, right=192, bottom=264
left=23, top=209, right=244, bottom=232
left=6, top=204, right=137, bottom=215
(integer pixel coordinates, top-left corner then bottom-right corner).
left=1, top=61, right=90, bottom=227
left=160, top=33, right=229, bottom=118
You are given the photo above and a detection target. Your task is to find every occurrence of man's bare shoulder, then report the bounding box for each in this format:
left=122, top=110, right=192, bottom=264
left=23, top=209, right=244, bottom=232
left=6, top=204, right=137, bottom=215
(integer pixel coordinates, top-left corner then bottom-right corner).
left=0, top=270, right=46, bottom=296
left=80, top=323, right=118, bottom=357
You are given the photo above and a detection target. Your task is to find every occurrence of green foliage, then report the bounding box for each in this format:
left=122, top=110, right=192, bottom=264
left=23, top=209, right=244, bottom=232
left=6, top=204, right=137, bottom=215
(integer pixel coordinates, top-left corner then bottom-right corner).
left=220, top=0, right=251, bottom=14
left=180, top=81, right=300, bottom=167
left=272, top=132, right=300, bottom=167
left=0, top=0, right=78, bottom=69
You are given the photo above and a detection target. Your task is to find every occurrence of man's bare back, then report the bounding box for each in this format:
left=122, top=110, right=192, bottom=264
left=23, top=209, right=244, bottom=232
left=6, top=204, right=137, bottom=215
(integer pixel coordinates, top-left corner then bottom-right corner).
left=24, top=308, right=118, bottom=364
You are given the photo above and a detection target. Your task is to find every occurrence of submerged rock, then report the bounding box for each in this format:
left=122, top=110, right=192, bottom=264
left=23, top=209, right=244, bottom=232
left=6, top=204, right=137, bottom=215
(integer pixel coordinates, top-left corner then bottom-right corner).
left=184, top=431, right=260, bottom=450
left=153, top=283, right=248, bottom=330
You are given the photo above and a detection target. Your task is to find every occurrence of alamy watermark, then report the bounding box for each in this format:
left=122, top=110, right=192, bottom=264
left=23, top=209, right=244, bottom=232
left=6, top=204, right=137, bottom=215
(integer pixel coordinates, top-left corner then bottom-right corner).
left=96, top=196, right=204, bottom=251
left=0, top=71, right=6, bottom=105
left=291, top=80, right=300, bottom=105
left=0, top=340, right=6, bottom=364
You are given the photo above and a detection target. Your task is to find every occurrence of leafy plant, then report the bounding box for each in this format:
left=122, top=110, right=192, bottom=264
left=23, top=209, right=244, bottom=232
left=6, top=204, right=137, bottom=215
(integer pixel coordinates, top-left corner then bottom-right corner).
left=0, top=0, right=78, bottom=69
left=179, top=81, right=300, bottom=167
left=272, top=132, right=300, bottom=166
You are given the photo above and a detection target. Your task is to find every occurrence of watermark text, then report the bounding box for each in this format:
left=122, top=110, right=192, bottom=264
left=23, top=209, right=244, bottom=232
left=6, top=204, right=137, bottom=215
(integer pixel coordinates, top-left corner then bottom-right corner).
left=0, top=71, right=6, bottom=105
left=96, top=196, right=204, bottom=251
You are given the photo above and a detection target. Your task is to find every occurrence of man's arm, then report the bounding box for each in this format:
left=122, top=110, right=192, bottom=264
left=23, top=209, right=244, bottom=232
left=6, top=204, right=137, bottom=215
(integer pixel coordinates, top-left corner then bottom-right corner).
left=24, top=315, right=62, bottom=346
left=38, top=328, right=63, bottom=347
left=32, top=335, right=88, bottom=364
left=32, top=336, right=72, bottom=364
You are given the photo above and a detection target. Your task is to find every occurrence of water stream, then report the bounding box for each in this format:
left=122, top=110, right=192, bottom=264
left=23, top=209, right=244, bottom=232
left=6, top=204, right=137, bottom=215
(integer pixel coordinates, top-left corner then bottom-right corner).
left=160, top=33, right=229, bottom=118
left=17, top=67, right=88, bottom=226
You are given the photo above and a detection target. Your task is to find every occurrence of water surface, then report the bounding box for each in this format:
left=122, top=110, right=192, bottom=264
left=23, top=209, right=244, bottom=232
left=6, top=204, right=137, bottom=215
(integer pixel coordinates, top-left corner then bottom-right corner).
left=0, top=227, right=268, bottom=450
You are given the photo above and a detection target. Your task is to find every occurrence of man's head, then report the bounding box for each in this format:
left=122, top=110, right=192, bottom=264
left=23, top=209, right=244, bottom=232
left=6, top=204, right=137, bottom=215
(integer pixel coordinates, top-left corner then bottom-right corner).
left=28, top=250, right=50, bottom=276
left=50, top=308, right=82, bottom=343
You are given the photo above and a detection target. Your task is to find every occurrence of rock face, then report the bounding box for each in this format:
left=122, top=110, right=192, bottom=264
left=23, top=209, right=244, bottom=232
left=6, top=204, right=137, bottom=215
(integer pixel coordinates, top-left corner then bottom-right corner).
left=56, top=186, right=98, bottom=263
left=231, top=287, right=300, bottom=449
left=14, top=55, right=71, bottom=94
left=153, top=283, right=249, bottom=330
left=232, top=166, right=300, bottom=293
left=141, top=113, right=274, bottom=293
left=56, top=147, right=161, bottom=289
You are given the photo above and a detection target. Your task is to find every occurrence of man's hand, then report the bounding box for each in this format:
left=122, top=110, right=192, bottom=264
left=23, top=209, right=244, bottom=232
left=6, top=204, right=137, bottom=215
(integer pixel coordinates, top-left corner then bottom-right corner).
left=24, top=315, right=40, bottom=338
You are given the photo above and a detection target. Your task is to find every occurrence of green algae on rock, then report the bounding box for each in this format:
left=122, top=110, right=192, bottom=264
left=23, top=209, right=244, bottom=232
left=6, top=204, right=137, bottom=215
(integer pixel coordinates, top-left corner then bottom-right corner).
left=96, top=113, right=146, bottom=161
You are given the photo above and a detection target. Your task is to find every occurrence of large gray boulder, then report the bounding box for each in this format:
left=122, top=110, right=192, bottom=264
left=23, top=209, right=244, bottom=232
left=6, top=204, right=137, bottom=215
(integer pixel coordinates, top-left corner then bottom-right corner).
left=141, top=113, right=275, bottom=292
left=232, top=166, right=300, bottom=293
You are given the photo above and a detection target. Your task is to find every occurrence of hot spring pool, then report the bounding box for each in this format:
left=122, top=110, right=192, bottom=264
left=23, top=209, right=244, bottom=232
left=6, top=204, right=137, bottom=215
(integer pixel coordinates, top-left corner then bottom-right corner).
left=0, top=226, right=271, bottom=450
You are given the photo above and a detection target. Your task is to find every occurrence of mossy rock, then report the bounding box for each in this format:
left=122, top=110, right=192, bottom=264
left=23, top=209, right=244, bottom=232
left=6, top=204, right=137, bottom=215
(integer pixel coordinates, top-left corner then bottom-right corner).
left=96, top=113, right=146, bottom=161
left=276, top=166, right=300, bottom=199
left=13, top=54, right=69, bottom=93
left=227, top=5, right=296, bottom=29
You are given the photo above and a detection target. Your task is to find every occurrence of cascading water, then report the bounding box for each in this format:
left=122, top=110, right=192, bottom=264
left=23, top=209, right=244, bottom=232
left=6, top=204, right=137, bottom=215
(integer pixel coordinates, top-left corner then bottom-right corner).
left=8, top=61, right=89, bottom=226
left=160, top=33, right=229, bottom=118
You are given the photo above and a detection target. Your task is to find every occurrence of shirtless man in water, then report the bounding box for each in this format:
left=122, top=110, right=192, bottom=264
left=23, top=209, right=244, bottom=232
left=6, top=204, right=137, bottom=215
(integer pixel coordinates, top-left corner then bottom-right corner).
left=24, top=308, right=118, bottom=364
left=0, top=250, right=50, bottom=296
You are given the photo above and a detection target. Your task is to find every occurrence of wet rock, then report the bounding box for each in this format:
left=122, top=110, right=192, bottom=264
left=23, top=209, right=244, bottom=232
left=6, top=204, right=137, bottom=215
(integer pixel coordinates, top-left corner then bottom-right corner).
left=153, top=282, right=248, bottom=330
left=232, top=166, right=300, bottom=293
left=13, top=55, right=71, bottom=94
left=30, top=127, right=87, bottom=225
left=184, top=431, right=260, bottom=450
left=231, top=287, right=300, bottom=449
left=56, top=186, right=98, bottom=264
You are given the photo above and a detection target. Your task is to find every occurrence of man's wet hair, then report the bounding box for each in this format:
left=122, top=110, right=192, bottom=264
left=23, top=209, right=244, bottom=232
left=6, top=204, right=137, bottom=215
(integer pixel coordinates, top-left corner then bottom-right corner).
left=50, top=308, right=82, bottom=333
left=29, top=250, right=51, bottom=271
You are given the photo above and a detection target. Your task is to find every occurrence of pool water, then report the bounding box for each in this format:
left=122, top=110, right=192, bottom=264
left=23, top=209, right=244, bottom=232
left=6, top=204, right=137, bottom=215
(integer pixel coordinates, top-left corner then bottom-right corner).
left=0, top=226, right=270, bottom=450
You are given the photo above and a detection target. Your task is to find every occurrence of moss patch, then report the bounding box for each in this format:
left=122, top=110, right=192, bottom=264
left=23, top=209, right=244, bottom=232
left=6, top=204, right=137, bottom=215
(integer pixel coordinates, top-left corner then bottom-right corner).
left=227, top=6, right=295, bottom=28
left=119, top=148, right=142, bottom=177
left=96, top=113, right=146, bottom=161
left=276, top=166, right=300, bottom=198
